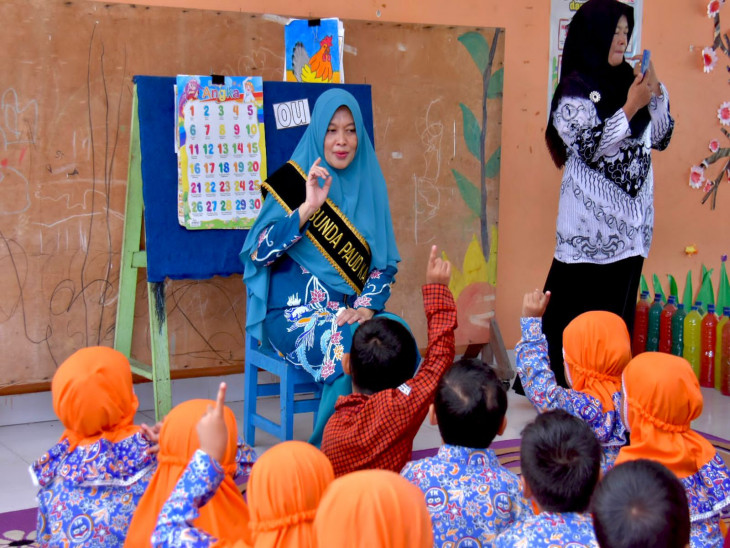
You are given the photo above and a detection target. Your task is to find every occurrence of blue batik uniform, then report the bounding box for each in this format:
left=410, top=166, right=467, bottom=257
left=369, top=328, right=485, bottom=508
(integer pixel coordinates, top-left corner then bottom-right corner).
left=402, top=445, right=531, bottom=547
left=151, top=450, right=225, bottom=548
left=680, top=453, right=730, bottom=548
left=250, top=209, right=395, bottom=383
left=515, top=318, right=626, bottom=471
left=495, top=511, right=599, bottom=548
left=31, top=433, right=156, bottom=547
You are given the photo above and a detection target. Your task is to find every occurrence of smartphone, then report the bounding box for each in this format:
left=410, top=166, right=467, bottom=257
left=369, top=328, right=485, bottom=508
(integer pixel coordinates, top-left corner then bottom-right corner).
left=640, top=49, right=651, bottom=77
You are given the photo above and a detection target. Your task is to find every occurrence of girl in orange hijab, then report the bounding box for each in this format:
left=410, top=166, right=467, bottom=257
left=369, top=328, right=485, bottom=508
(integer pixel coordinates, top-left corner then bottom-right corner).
left=151, top=384, right=332, bottom=548
left=313, top=469, right=433, bottom=548
left=30, top=347, right=158, bottom=547
left=126, top=398, right=256, bottom=547
left=615, top=352, right=730, bottom=547
left=515, top=290, right=631, bottom=470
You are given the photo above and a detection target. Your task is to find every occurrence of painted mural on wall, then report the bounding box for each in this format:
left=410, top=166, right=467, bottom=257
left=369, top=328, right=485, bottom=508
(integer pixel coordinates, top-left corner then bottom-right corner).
left=446, top=30, right=504, bottom=346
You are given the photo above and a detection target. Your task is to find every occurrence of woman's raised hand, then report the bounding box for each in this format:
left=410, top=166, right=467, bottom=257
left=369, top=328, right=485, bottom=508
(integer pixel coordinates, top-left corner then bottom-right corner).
left=298, top=158, right=332, bottom=228
left=623, top=73, right=652, bottom=122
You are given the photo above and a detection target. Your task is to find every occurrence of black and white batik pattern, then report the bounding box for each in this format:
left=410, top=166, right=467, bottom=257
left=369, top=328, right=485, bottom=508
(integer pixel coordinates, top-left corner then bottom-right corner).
left=552, top=84, right=674, bottom=264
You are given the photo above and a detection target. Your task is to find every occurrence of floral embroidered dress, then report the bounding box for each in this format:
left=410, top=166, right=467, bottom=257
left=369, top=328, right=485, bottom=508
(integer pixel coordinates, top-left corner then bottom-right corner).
left=31, top=433, right=156, bottom=547
left=251, top=210, right=395, bottom=384
left=495, top=511, right=599, bottom=548
left=401, top=445, right=531, bottom=547
left=515, top=317, right=627, bottom=471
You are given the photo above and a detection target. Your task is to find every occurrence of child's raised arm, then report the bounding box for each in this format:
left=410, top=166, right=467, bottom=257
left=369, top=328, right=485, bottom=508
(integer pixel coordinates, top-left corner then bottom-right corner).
left=197, top=382, right=229, bottom=464
left=426, top=245, right=451, bottom=286
left=522, top=289, right=551, bottom=318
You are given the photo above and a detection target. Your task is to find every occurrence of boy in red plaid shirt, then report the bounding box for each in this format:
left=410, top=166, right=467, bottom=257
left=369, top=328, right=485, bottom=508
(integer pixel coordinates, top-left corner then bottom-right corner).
left=321, top=245, right=457, bottom=477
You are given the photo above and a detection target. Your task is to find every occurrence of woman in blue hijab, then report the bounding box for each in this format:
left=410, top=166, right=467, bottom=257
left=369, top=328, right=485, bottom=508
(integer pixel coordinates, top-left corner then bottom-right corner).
left=241, top=89, right=400, bottom=445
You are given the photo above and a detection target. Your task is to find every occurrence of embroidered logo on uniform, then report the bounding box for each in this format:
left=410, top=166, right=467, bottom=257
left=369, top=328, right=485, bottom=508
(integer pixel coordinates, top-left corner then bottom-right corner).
left=397, top=383, right=412, bottom=396
left=589, top=91, right=601, bottom=103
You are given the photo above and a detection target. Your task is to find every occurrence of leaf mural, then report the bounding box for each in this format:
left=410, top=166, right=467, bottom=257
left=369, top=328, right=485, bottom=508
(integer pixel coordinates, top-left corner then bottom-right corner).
left=451, top=28, right=502, bottom=289
left=485, top=147, right=501, bottom=178
left=459, top=103, right=482, bottom=161
left=487, top=67, right=504, bottom=98
left=452, top=169, right=481, bottom=218
left=458, top=32, right=489, bottom=74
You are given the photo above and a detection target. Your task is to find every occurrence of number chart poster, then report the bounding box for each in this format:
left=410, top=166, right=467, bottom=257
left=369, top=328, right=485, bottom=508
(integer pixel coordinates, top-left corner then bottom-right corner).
left=548, top=0, right=643, bottom=114
left=176, top=75, right=266, bottom=230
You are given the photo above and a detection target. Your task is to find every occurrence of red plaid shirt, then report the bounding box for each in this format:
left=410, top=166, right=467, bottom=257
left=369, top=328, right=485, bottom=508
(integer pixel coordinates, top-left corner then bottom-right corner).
left=321, top=284, right=457, bottom=477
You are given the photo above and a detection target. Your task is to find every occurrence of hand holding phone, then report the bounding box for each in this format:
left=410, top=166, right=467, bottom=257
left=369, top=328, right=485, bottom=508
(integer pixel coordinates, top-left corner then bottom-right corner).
left=640, top=49, right=651, bottom=78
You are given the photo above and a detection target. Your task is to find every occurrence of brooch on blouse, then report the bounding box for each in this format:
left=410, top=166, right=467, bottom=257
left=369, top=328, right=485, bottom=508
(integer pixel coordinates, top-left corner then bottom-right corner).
left=589, top=91, right=601, bottom=103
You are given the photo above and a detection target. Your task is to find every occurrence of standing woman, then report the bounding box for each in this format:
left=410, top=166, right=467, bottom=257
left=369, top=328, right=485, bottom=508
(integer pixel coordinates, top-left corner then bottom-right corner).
left=240, top=89, right=400, bottom=444
left=540, top=0, right=674, bottom=387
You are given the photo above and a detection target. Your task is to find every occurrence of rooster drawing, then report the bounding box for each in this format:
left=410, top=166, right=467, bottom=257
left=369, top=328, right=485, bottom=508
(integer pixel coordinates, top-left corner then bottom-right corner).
left=291, top=35, right=335, bottom=83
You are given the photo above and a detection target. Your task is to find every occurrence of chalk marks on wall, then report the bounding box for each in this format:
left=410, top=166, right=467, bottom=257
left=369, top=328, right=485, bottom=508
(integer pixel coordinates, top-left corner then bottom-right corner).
left=413, top=98, right=444, bottom=246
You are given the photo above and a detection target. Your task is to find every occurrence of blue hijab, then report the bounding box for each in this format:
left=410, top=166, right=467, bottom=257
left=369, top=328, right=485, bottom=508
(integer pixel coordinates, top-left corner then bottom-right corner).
left=241, top=89, right=400, bottom=342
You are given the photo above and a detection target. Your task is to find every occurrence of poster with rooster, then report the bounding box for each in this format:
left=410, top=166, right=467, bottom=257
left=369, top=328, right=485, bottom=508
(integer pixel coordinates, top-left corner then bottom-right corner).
left=285, top=18, right=344, bottom=83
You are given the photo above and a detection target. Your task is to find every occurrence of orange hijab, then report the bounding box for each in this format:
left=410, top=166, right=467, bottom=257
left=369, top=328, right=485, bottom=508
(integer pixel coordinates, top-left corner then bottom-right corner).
left=52, top=346, right=140, bottom=450
left=614, top=352, right=716, bottom=478
left=125, top=400, right=251, bottom=548
left=313, top=470, right=433, bottom=548
left=246, top=441, right=334, bottom=548
left=562, top=310, right=631, bottom=412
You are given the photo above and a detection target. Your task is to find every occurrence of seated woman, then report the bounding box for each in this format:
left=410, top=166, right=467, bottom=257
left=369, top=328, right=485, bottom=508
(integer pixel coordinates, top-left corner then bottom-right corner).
left=241, top=88, right=400, bottom=444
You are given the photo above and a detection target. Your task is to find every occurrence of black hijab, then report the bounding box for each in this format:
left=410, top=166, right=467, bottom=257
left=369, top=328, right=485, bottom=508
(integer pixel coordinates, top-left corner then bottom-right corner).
left=546, top=0, right=651, bottom=168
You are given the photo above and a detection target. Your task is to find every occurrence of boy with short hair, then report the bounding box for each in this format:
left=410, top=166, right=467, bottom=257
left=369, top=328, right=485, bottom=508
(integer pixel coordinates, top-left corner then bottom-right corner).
left=402, top=358, right=531, bottom=547
left=321, top=245, right=456, bottom=477
left=496, top=409, right=601, bottom=548
left=591, top=459, right=690, bottom=548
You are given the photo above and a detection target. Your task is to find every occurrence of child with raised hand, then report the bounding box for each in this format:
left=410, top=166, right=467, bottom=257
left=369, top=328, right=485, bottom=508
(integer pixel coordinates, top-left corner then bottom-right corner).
left=496, top=409, right=601, bottom=547
left=515, top=289, right=630, bottom=470
left=591, top=459, right=691, bottom=548
left=125, top=397, right=256, bottom=547
left=152, top=383, right=335, bottom=548
left=31, top=347, right=158, bottom=548
left=401, top=358, right=531, bottom=547
left=614, top=353, right=730, bottom=547
left=321, top=244, right=457, bottom=477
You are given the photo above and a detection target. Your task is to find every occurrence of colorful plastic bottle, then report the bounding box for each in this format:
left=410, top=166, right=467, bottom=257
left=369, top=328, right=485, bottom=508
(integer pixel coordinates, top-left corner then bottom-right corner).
left=659, top=295, right=677, bottom=354
left=632, top=291, right=650, bottom=356
left=721, top=319, right=730, bottom=396
left=700, top=304, right=718, bottom=388
left=671, top=303, right=687, bottom=357
left=715, top=307, right=730, bottom=390
left=683, top=304, right=702, bottom=378
left=646, top=293, right=663, bottom=353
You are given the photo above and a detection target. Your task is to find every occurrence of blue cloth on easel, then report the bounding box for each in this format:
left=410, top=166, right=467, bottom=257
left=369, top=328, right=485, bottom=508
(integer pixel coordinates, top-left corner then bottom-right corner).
left=134, top=76, right=373, bottom=282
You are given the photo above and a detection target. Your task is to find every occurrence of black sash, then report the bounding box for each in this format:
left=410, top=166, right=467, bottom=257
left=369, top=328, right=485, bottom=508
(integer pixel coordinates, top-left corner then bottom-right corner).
left=261, top=161, right=372, bottom=294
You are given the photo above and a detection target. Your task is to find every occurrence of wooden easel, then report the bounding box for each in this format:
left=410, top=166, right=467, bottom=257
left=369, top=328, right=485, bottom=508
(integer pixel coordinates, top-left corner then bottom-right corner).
left=114, top=87, right=172, bottom=421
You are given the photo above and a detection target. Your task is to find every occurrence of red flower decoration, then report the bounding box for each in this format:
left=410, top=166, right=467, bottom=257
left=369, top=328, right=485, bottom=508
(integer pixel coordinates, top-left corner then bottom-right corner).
left=703, top=180, right=715, bottom=192
left=708, top=0, right=723, bottom=17
left=703, top=47, right=719, bottom=72
left=690, top=165, right=706, bottom=189
left=718, top=102, right=730, bottom=126
left=710, top=138, right=721, bottom=152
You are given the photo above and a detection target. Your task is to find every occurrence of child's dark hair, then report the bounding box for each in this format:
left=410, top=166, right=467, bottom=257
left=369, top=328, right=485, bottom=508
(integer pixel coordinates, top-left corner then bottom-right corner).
left=520, top=409, right=600, bottom=513
left=591, top=459, right=690, bottom=548
left=434, top=358, right=507, bottom=449
left=350, top=317, right=419, bottom=394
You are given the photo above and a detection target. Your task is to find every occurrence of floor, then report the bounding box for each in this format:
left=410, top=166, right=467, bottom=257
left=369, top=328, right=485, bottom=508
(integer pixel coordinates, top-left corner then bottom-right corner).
left=0, top=386, right=728, bottom=514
